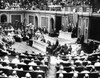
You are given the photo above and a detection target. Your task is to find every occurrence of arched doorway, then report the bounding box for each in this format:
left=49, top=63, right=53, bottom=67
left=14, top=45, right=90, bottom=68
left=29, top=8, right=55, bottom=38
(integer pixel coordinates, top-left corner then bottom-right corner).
left=1, top=14, right=7, bottom=23
left=55, top=16, right=62, bottom=33
left=50, top=18, right=54, bottom=32
left=49, top=17, right=59, bottom=37
left=35, top=16, right=38, bottom=27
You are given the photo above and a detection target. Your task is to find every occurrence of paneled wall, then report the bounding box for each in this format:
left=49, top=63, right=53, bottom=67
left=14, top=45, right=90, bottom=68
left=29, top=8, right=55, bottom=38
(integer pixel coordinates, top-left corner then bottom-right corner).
left=29, top=15, right=34, bottom=25
left=0, top=10, right=82, bottom=38
left=41, top=16, right=48, bottom=28
left=62, top=16, right=69, bottom=31
left=0, top=10, right=96, bottom=43
left=11, top=15, right=21, bottom=25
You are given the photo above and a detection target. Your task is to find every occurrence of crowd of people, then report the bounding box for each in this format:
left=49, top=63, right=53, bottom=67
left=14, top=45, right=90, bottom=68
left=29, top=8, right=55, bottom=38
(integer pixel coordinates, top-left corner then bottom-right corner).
left=0, top=52, right=49, bottom=78
left=0, top=0, right=91, bottom=11
left=55, top=50, right=100, bottom=78
left=46, top=39, right=100, bottom=78
left=0, top=26, right=49, bottom=78
left=0, top=24, right=100, bottom=78
left=0, top=8, right=100, bottom=78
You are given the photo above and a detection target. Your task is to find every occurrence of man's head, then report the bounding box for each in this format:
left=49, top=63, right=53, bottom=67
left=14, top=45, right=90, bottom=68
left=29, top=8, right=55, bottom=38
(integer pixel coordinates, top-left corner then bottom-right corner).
left=26, top=73, right=31, bottom=78
left=58, top=73, right=63, bottom=78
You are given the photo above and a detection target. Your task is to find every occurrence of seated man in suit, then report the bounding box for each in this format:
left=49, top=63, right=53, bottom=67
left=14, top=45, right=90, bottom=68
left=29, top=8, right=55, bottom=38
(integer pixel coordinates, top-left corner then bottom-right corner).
left=28, top=59, right=37, bottom=66
left=53, top=44, right=61, bottom=55
left=94, top=59, right=100, bottom=67
left=3, top=62, right=12, bottom=69
left=72, top=73, right=78, bottom=78
left=40, top=37, right=46, bottom=43
left=9, top=71, right=19, bottom=78
left=20, top=59, right=26, bottom=65
left=37, top=74, right=43, bottom=78
left=70, top=67, right=79, bottom=73
left=3, top=56, right=10, bottom=63
left=29, top=66, right=34, bottom=71
left=56, top=65, right=67, bottom=73
left=12, top=55, right=20, bottom=64
left=0, top=72, right=7, bottom=78
left=81, top=67, right=90, bottom=73
left=21, top=73, right=32, bottom=78
left=35, top=66, right=44, bottom=72
left=58, top=73, right=64, bottom=78
left=83, top=74, right=89, bottom=78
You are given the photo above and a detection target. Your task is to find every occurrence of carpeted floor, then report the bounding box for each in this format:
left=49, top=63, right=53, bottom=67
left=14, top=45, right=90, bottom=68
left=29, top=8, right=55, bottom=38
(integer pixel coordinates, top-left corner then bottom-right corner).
left=47, top=56, right=57, bottom=78
left=11, top=42, right=45, bottom=54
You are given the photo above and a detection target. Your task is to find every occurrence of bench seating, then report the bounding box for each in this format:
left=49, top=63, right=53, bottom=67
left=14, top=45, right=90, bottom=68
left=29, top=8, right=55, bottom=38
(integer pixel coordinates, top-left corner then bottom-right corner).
left=0, top=61, right=48, bottom=73
left=56, top=73, right=99, bottom=78
left=0, top=68, right=45, bottom=78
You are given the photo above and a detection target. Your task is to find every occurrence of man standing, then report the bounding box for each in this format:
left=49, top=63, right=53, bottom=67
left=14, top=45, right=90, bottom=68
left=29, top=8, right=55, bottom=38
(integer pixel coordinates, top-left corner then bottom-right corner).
left=29, top=39, right=33, bottom=47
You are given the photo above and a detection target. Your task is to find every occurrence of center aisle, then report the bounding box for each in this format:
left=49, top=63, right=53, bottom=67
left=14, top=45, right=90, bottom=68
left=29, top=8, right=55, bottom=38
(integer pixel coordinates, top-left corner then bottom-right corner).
left=47, top=56, right=57, bottom=78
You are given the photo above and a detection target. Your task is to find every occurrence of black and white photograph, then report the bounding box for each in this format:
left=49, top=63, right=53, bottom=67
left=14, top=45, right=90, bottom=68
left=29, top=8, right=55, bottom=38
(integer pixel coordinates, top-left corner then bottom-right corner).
left=0, top=0, right=100, bottom=78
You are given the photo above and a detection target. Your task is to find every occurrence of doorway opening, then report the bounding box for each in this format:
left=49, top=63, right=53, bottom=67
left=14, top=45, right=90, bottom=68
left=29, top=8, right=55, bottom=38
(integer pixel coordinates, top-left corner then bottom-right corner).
left=1, top=14, right=7, bottom=23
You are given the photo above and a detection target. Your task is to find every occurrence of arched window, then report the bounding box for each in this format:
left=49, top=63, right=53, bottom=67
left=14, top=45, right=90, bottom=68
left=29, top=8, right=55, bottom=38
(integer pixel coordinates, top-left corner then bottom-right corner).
left=1, top=14, right=7, bottom=23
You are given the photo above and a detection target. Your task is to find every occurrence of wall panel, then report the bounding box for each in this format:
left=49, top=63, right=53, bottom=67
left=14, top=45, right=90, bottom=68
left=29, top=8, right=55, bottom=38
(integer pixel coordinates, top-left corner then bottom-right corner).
left=41, top=17, right=48, bottom=28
